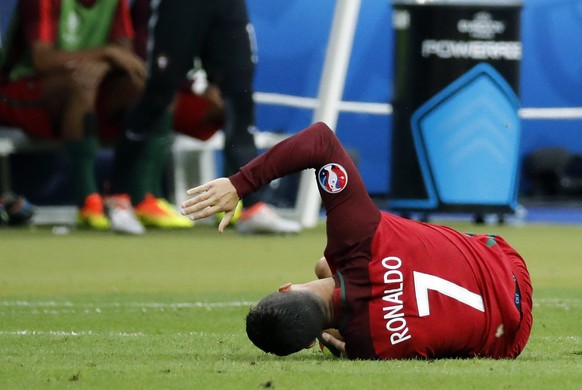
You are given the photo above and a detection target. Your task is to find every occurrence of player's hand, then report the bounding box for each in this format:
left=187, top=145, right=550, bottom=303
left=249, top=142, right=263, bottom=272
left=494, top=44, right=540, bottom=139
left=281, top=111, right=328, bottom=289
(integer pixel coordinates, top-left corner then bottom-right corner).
left=66, top=59, right=110, bottom=89
left=103, top=45, right=146, bottom=86
left=320, top=330, right=346, bottom=358
left=181, top=178, right=240, bottom=232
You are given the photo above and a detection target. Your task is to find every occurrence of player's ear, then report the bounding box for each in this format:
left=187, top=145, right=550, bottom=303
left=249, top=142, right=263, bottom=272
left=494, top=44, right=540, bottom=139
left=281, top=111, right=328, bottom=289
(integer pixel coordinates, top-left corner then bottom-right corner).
left=278, top=283, right=292, bottom=292
left=315, top=257, right=332, bottom=279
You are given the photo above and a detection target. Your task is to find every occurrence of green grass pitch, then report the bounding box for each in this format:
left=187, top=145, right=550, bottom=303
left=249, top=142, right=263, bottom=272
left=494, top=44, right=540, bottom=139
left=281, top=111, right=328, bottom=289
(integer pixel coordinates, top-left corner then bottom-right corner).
left=1, top=220, right=581, bottom=389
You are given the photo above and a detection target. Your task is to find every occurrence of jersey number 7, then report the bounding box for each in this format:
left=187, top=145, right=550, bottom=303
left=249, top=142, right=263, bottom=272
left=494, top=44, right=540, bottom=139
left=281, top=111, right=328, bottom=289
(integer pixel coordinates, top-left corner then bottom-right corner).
left=413, top=271, right=485, bottom=317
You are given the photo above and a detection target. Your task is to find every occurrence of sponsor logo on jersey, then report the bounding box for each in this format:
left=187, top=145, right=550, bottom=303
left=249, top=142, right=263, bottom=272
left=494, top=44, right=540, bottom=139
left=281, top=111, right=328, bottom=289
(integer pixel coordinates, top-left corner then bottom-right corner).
left=318, top=163, right=348, bottom=194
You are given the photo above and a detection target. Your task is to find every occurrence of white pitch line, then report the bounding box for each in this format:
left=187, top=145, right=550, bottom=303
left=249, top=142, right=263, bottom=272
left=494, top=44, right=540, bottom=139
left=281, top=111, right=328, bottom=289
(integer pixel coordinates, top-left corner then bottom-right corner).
left=0, top=301, right=257, bottom=316
left=0, top=300, right=255, bottom=308
left=1, top=298, right=581, bottom=317
left=0, top=330, right=144, bottom=337
left=0, top=330, right=214, bottom=337
left=1, top=298, right=580, bottom=309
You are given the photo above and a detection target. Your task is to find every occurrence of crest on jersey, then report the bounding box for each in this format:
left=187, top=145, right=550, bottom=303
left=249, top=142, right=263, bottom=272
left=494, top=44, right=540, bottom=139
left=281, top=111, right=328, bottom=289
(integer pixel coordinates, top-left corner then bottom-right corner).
left=318, top=163, right=348, bottom=194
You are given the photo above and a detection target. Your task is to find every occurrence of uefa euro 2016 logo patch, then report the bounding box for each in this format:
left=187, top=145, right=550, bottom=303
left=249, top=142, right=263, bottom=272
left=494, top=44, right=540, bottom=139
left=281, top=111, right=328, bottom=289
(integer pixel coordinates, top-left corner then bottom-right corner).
left=318, top=163, right=348, bottom=194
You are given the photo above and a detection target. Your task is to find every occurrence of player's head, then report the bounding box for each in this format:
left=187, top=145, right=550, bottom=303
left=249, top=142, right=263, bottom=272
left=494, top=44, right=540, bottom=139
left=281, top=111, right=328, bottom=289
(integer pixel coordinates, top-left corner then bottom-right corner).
left=246, top=290, right=325, bottom=356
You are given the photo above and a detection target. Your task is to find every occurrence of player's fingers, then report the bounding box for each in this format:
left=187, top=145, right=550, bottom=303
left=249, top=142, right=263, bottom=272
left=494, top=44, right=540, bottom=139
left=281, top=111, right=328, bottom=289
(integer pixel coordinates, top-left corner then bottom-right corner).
left=182, top=192, right=207, bottom=206
left=181, top=190, right=213, bottom=210
left=180, top=197, right=196, bottom=210
left=186, top=184, right=210, bottom=196
left=182, top=200, right=217, bottom=220
left=185, top=204, right=217, bottom=221
left=321, top=332, right=347, bottom=358
left=218, top=210, right=235, bottom=233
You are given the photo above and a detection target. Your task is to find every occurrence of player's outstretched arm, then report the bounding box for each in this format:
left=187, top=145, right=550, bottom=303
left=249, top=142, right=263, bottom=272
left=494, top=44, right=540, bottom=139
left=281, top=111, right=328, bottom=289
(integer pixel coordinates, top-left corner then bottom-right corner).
left=184, top=122, right=378, bottom=237
left=181, top=178, right=240, bottom=232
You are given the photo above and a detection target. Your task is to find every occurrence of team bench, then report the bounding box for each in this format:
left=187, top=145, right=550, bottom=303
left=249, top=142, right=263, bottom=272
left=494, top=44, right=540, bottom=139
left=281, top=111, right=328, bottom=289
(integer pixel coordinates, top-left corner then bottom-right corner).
left=0, top=126, right=287, bottom=224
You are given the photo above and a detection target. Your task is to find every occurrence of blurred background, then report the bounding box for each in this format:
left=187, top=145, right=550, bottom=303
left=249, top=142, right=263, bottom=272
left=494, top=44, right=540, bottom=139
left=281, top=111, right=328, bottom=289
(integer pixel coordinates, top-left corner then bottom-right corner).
left=2, top=0, right=582, bottom=221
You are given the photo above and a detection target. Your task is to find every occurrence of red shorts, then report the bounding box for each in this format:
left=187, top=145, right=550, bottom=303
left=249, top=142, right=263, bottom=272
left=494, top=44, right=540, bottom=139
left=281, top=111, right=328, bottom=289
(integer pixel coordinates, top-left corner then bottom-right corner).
left=0, top=78, right=223, bottom=142
left=0, top=78, right=56, bottom=139
left=0, top=77, right=121, bottom=141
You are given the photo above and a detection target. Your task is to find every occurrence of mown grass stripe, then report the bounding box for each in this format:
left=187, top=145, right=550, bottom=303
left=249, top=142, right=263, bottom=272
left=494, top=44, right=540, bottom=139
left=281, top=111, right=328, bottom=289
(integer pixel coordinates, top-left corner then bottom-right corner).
left=0, top=300, right=255, bottom=308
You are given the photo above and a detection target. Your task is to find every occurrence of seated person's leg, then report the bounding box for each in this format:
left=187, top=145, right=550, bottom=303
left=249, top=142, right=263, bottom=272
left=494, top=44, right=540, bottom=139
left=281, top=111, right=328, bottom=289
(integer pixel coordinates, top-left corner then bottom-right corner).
left=110, top=69, right=193, bottom=229
left=43, top=62, right=110, bottom=229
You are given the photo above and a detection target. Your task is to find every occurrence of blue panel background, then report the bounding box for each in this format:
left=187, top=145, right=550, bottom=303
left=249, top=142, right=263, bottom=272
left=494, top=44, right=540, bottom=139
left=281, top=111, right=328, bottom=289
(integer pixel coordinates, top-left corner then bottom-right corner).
left=2, top=0, right=580, bottom=196
left=414, top=65, right=520, bottom=207
left=247, top=0, right=582, bottom=196
left=247, top=0, right=392, bottom=194
left=520, top=0, right=582, bottom=107
left=518, top=0, right=582, bottom=164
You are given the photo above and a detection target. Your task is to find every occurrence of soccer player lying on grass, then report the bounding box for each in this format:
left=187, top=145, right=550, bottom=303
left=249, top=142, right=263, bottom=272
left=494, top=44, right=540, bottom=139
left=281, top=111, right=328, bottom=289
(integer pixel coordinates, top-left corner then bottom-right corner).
left=181, top=122, right=533, bottom=360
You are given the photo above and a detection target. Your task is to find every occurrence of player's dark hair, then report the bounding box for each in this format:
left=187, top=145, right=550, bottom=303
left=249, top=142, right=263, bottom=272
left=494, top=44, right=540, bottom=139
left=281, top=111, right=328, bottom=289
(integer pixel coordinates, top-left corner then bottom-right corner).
left=246, top=290, right=325, bottom=356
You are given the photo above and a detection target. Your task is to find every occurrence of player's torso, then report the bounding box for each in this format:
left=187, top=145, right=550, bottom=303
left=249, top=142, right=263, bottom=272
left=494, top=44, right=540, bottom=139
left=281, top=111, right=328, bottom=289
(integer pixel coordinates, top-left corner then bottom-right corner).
left=57, top=0, right=120, bottom=50
left=8, top=0, right=122, bottom=81
left=337, top=213, right=514, bottom=359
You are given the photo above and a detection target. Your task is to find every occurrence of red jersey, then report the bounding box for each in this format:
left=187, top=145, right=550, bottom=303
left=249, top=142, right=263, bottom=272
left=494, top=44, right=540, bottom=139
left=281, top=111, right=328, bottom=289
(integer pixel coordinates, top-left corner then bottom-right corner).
left=24, top=0, right=133, bottom=45
left=2, top=0, right=133, bottom=82
left=230, top=122, right=532, bottom=360
left=341, top=214, right=527, bottom=359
